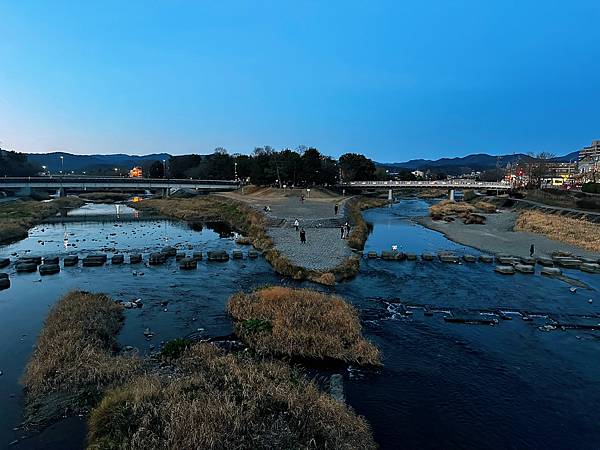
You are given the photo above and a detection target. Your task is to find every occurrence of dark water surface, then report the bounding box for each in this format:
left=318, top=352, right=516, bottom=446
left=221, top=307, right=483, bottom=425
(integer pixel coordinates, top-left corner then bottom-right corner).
left=1, top=200, right=599, bottom=449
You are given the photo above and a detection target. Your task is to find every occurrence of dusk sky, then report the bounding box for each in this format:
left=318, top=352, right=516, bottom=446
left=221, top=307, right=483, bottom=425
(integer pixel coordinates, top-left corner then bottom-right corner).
left=1, top=1, right=599, bottom=162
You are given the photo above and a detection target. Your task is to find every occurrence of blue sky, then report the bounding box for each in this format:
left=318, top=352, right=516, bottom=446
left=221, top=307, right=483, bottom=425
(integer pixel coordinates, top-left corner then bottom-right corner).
left=1, top=1, right=599, bottom=162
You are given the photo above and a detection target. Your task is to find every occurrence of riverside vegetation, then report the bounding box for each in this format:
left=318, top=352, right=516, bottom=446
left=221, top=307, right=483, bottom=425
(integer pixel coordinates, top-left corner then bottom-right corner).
left=0, top=197, right=84, bottom=244
left=515, top=210, right=600, bottom=252
left=24, top=290, right=379, bottom=449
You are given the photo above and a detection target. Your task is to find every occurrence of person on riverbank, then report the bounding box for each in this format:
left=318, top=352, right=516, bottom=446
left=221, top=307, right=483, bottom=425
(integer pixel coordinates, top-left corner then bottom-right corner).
left=334, top=203, right=339, bottom=215
left=340, top=224, right=345, bottom=239
left=530, top=243, right=535, bottom=257
left=345, top=222, right=351, bottom=238
left=300, top=227, right=306, bottom=244
left=300, top=194, right=305, bottom=204
left=294, top=219, right=299, bottom=232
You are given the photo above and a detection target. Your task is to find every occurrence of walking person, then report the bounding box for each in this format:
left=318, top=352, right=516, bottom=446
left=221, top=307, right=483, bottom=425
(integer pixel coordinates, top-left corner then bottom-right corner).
left=334, top=203, right=339, bottom=215
left=300, top=227, right=306, bottom=244
left=345, top=222, right=350, bottom=239
left=294, top=219, right=299, bottom=232
left=340, top=224, right=345, bottom=239
left=530, top=243, right=535, bottom=257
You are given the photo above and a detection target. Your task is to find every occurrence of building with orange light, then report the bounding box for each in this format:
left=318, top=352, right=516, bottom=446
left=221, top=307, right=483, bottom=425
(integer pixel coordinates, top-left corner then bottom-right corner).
left=129, top=166, right=143, bottom=178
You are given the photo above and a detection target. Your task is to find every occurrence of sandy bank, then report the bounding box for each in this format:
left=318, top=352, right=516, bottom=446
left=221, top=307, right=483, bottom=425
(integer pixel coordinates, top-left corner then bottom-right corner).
left=418, top=210, right=600, bottom=259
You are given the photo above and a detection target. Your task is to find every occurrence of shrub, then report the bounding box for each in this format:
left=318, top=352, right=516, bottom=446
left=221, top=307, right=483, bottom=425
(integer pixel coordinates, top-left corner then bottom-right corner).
left=161, top=338, right=192, bottom=359
left=88, top=344, right=377, bottom=450
left=429, top=200, right=475, bottom=218
left=582, top=183, right=600, bottom=194
left=228, top=286, right=381, bottom=366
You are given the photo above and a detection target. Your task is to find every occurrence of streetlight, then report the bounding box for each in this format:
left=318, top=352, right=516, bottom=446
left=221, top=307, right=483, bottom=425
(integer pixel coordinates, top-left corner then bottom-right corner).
left=162, top=159, right=166, bottom=179
left=59, top=156, right=64, bottom=174
left=234, top=161, right=238, bottom=181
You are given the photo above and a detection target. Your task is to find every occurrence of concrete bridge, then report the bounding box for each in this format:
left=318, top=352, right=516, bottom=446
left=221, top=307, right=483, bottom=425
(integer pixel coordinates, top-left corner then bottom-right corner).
left=339, top=179, right=510, bottom=200
left=0, top=176, right=240, bottom=197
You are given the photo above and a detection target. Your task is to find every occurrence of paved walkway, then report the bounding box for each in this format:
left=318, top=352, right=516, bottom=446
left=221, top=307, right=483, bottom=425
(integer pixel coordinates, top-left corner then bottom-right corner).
left=223, top=191, right=353, bottom=271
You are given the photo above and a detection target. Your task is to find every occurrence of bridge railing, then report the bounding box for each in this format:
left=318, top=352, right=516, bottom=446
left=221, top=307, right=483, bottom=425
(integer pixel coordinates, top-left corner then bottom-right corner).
left=0, top=176, right=240, bottom=186
left=339, top=180, right=510, bottom=188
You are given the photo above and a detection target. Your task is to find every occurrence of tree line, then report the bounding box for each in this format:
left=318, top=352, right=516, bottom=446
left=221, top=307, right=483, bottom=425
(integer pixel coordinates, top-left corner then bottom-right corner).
left=167, top=146, right=411, bottom=186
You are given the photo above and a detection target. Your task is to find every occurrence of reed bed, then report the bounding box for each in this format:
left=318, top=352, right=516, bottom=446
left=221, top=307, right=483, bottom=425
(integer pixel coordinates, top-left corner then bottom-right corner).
left=88, top=343, right=376, bottom=450
left=515, top=211, right=600, bottom=252
left=228, top=286, right=381, bottom=366
left=429, top=199, right=475, bottom=219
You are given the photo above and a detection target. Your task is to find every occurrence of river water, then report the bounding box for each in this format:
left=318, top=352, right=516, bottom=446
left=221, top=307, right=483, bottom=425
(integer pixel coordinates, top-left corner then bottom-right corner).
left=0, top=200, right=599, bottom=449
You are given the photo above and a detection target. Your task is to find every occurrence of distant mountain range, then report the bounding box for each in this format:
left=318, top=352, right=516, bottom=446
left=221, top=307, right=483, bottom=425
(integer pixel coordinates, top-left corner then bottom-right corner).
left=27, top=152, right=172, bottom=173
left=378, top=151, right=580, bottom=176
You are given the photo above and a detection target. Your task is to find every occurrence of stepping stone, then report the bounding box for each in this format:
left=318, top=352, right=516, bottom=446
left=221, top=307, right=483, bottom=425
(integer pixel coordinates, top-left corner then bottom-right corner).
left=496, top=256, right=520, bottom=265
left=39, top=263, right=60, bottom=275
left=129, top=254, right=142, bottom=264
left=193, top=251, right=203, bottom=261
left=232, top=250, right=244, bottom=259
left=494, top=265, right=515, bottom=275
left=536, top=256, right=554, bottom=267
left=161, top=246, right=177, bottom=257
left=149, top=253, right=167, bottom=265
left=43, top=256, right=59, bottom=265
left=0, top=258, right=9, bottom=269
left=421, top=252, right=434, bottom=261
left=247, top=250, right=259, bottom=259
left=580, top=263, right=600, bottom=274
left=438, top=252, right=459, bottom=263
left=16, top=262, right=37, bottom=272
left=479, top=255, right=493, bottom=263
left=207, top=250, right=229, bottom=262
left=405, top=253, right=417, bottom=261
left=179, top=257, right=197, bottom=270
left=0, top=273, right=9, bottom=290
left=554, top=258, right=582, bottom=268
left=462, top=254, right=476, bottom=263
left=514, top=264, right=534, bottom=274
left=63, top=255, right=79, bottom=266
left=380, top=251, right=396, bottom=260
left=520, top=256, right=536, bottom=265
left=541, top=267, right=562, bottom=276
left=112, top=254, right=124, bottom=264
left=367, top=251, right=378, bottom=259
left=175, top=252, right=186, bottom=261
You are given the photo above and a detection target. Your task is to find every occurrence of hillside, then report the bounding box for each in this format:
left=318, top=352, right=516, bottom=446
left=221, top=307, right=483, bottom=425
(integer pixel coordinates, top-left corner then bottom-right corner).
left=26, top=152, right=172, bottom=172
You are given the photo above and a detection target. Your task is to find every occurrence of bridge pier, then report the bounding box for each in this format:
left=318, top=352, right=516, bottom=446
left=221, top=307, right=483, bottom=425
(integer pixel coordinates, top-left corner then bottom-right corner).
left=388, top=188, right=393, bottom=202
left=449, top=189, right=455, bottom=201
left=16, top=186, right=32, bottom=197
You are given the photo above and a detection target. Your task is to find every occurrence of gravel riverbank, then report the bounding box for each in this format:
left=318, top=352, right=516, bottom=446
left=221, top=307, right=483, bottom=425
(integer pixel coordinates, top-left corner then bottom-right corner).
left=418, top=210, right=600, bottom=259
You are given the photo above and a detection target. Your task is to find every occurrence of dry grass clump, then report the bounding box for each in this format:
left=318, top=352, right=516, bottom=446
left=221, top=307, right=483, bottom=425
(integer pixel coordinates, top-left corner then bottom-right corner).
left=235, top=236, right=253, bottom=245
left=346, top=197, right=388, bottom=250
left=228, top=287, right=381, bottom=366
left=0, top=197, right=84, bottom=244
left=22, top=291, right=139, bottom=428
left=515, top=211, right=600, bottom=252
left=472, top=201, right=497, bottom=213
left=429, top=200, right=475, bottom=219
left=88, top=343, right=377, bottom=450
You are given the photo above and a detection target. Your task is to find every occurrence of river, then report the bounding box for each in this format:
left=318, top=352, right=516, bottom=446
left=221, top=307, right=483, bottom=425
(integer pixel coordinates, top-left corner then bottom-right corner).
left=1, top=200, right=599, bottom=449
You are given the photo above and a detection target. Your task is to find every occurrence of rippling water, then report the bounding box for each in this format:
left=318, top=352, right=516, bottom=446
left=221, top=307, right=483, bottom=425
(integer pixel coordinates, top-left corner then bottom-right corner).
left=1, top=201, right=599, bottom=449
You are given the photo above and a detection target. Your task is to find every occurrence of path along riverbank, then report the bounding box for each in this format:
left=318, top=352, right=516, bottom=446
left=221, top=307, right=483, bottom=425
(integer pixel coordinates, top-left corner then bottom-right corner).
left=418, top=209, right=600, bottom=259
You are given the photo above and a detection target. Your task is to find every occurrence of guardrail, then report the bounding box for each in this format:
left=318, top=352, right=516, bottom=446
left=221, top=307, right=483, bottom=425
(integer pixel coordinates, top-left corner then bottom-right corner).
left=339, top=180, right=510, bottom=189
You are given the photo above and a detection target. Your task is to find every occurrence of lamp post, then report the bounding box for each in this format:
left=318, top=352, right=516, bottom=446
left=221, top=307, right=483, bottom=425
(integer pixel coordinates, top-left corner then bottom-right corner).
left=59, top=156, right=64, bottom=174
left=234, top=161, right=238, bottom=181
left=162, top=159, right=167, bottom=179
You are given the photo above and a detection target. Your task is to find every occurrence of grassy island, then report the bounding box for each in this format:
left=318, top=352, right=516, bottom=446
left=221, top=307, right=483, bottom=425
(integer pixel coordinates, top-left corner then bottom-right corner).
left=228, top=286, right=381, bottom=366
left=88, top=344, right=377, bottom=450
left=22, top=291, right=139, bottom=430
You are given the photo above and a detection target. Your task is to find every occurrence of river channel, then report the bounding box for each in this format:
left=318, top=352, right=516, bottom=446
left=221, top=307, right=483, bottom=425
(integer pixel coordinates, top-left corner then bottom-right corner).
left=1, top=200, right=599, bottom=449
